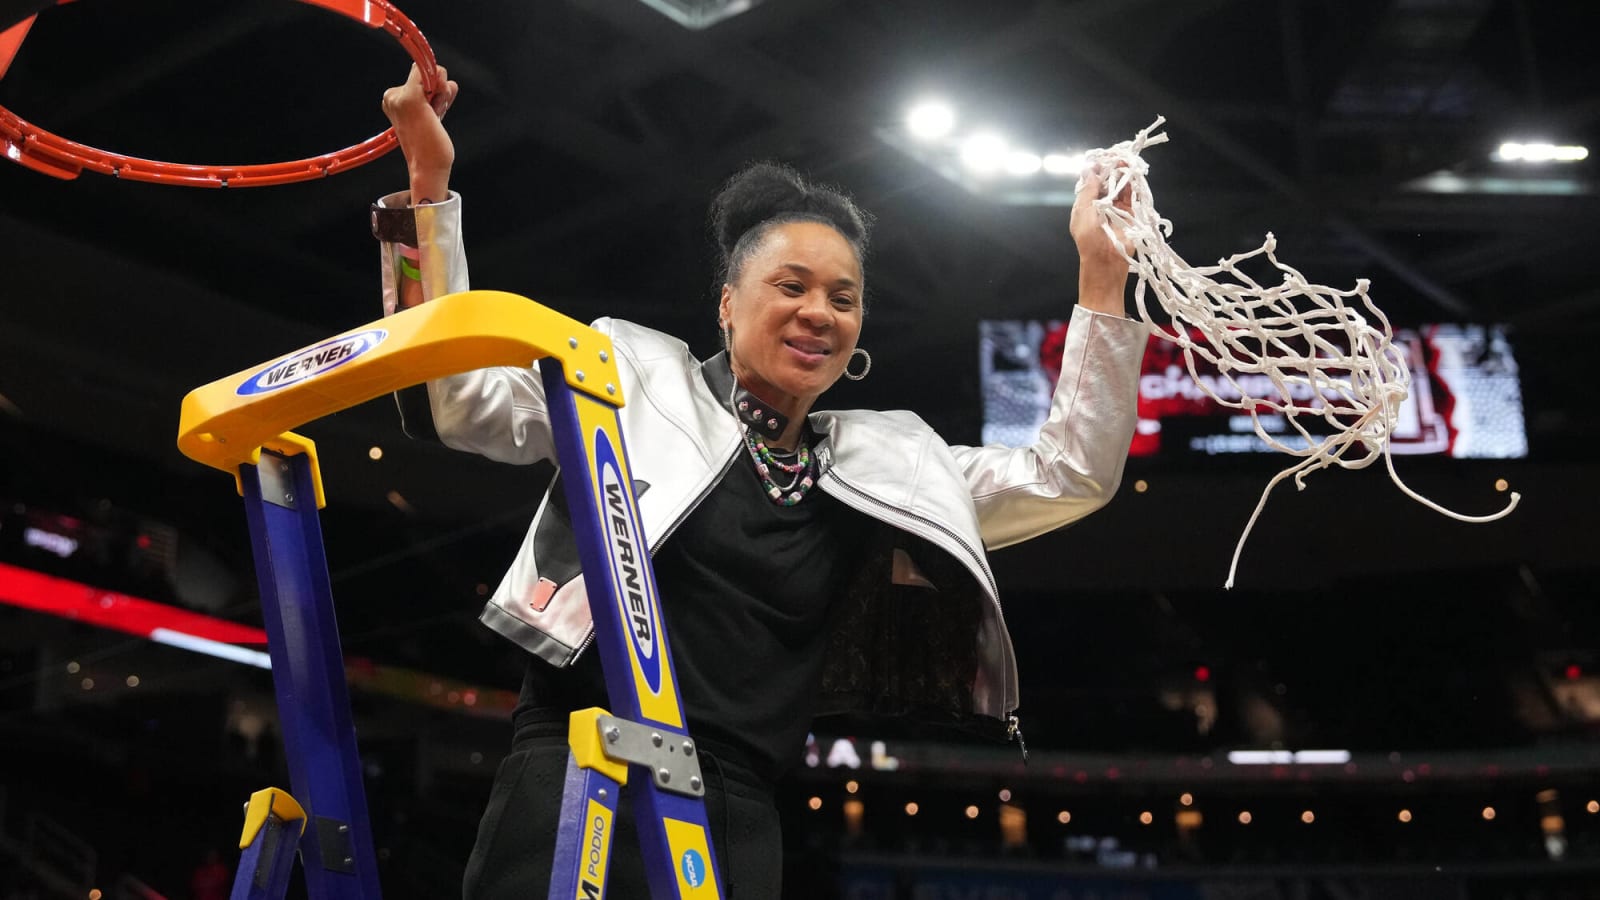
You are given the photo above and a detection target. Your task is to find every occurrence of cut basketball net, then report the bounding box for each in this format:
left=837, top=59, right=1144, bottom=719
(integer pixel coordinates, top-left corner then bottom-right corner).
left=1082, top=117, right=1519, bottom=588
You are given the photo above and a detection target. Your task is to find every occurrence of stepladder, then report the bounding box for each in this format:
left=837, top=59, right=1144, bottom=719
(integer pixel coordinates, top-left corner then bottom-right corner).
left=177, top=290, right=724, bottom=899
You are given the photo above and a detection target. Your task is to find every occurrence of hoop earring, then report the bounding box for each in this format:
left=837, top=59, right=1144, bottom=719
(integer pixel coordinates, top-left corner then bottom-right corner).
left=844, top=347, right=871, bottom=381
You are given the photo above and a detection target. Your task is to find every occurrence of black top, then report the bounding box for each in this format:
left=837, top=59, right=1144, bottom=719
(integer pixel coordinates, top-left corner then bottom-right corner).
left=519, top=434, right=879, bottom=784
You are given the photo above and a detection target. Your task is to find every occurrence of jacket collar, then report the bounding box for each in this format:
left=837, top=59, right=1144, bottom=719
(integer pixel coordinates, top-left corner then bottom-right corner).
left=699, top=351, right=789, bottom=442
left=697, top=351, right=838, bottom=475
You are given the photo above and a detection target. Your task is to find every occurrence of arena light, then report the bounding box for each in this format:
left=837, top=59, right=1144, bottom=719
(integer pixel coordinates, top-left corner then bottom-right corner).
left=878, top=106, right=1092, bottom=202
left=1, top=561, right=515, bottom=715
left=1227, top=749, right=1351, bottom=765
left=23, top=527, right=77, bottom=558
left=1004, top=151, right=1042, bottom=176
left=633, top=0, right=763, bottom=29
left=1228, top=750, right=1290, bottom=765
left=961, top=133, right=1009, bottom=175
left=1042, top=152, right=1085, bottom=176
left=1408, top=170, right=1589, bottom=196
left=151, top=628, right=272, bottom=669
left=1293, top=749, right=1352, bottom=764
left=1494, top=141, right=1589, bottom=163
left=907, top=101, right=956, bottom=140
left=0, top=561, right=266, bottom=645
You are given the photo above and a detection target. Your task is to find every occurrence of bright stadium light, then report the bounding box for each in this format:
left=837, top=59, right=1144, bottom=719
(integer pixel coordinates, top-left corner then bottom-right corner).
left=874, top=108, right=1099, bottom=202
left=1293, top=749, right=1352, bottom=765
left=907, top=101, right=956, bottom=140
left=1005, top=151, right=1043, bottom=176
left=961, top=133, right=1008, bottom=174
left=1495, top=141, right=1589, bottom=163
left=633, top=0, right=763, bottom=29
left=1228, top=749, right=1351, bottom=765
left=1042, top=152, right=1086, bottom=176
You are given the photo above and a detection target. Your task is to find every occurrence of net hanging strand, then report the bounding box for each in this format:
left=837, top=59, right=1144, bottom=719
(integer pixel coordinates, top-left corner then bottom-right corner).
left=1080, top=117, right=1520, bottom=588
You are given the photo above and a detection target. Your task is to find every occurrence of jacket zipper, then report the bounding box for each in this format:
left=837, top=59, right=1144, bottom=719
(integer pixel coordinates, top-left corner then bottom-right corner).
left=1008, top=714, right=1029, bottom=764
left=820, top=469, right=1026, bottom=760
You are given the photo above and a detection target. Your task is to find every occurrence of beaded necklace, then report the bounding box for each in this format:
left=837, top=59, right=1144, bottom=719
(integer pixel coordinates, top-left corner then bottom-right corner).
left=726, top=370, right=819, bottom=506
left=741, top=426, right=817, bottom=506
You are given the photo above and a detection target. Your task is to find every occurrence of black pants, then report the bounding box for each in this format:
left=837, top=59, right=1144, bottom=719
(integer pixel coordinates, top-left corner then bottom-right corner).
left=463, top=712, right=782, bottom=899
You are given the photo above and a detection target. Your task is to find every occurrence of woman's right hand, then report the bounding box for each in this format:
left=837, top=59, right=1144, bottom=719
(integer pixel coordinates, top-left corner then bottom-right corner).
left=381, top=63, right=459, bottom=203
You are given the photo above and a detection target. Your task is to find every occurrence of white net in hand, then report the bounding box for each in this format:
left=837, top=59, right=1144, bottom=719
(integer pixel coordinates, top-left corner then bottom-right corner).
left=1082, top=117, right=1520, bottom=588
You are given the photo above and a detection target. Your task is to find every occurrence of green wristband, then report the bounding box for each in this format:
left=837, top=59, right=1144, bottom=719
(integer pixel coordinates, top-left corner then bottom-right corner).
left=398, top=255, right=422, bottom=281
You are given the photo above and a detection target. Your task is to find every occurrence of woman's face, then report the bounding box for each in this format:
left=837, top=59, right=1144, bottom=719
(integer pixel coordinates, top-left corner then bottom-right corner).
left=719, top=220, right=864, bottom=417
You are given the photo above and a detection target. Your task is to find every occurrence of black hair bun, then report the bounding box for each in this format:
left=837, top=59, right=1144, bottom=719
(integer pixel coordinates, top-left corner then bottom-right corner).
left=710, top=161, right=871, bottom=260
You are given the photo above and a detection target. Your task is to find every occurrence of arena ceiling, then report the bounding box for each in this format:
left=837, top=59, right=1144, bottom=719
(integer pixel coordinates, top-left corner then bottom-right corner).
left=1, top=0, right=1597, bottom=749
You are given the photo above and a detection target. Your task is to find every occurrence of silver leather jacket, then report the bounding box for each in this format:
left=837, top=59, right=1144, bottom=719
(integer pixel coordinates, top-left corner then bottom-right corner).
left=377, top=191, right=1149, bottom=724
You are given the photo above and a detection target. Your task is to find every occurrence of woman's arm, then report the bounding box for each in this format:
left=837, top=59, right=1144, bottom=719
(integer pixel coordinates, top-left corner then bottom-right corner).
left=374, top=65, right=557, bottom=466
left=378, top=63, right=458, bottom=315
left=949, top=165, right=1149, bottom=549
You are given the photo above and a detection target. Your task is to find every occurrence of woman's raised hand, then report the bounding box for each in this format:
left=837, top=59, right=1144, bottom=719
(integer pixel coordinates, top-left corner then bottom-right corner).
left=381, top=63, right=460, bottom=203
left=1069, top=162, right=1135, bottom=316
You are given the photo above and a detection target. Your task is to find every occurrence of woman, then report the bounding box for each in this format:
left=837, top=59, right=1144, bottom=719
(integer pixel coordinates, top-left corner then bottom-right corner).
left=373, top=65, right=1147, bottom=897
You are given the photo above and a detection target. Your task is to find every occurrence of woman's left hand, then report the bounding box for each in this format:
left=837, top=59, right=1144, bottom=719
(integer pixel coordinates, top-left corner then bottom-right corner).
left=1070, top=163, right=1134, bottom=316
left=382, top=63, right=460, bottom=202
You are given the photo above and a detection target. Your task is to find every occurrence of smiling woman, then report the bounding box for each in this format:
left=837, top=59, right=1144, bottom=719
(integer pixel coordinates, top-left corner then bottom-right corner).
left=369, top=63, right=1150, bottom=898
left=715, top=164, right=868, bottom=454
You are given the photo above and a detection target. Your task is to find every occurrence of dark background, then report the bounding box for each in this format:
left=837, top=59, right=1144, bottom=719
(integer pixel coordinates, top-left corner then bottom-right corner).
left=1, top=0, right=1597, bottom=896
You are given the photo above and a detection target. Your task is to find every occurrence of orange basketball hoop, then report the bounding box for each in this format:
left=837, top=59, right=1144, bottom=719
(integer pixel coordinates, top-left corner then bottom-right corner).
left=0, top=0, right=438, bottom=187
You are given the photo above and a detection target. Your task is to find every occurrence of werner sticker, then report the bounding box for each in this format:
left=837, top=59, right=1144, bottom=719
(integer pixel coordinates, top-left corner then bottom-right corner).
left=237, top=330, right=387, bottom=396
left=594, top=429, right=664, bottom=694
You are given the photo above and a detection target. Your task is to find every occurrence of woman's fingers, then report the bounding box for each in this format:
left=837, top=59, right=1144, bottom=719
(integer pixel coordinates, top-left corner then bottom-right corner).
left=380, top=63, right=458, bottom=187
left=383, top=64, right=454, bottom=120
left=1112, top=171, right=1133, bottom=210
left=1075, top=163, right=1103, bottom=204
left=430, top=78, right=459, bottom=119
